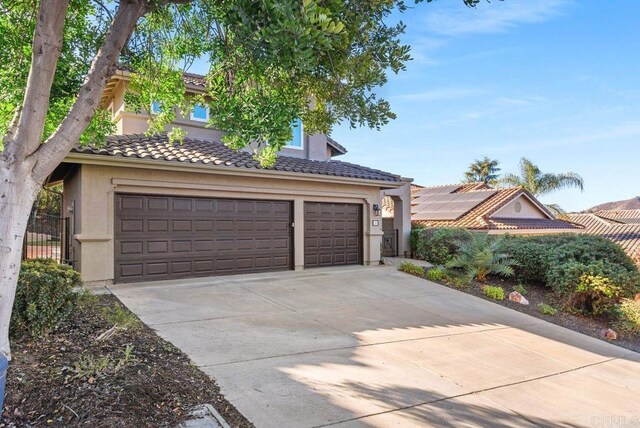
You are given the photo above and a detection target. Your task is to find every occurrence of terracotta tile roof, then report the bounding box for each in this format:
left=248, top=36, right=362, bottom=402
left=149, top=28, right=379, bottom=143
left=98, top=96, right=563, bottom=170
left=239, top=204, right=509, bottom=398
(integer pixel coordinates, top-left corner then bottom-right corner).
left=569, top=213, right=640, bottom=266
left=594, top=209, right=640, bottom=224
left=486, top=217, right=584, bottom=230
left=182, top=71, right=206, bottom=88
left=411, top=184, right=581, bottom=231
left=71, top=134, right=402, bottom=183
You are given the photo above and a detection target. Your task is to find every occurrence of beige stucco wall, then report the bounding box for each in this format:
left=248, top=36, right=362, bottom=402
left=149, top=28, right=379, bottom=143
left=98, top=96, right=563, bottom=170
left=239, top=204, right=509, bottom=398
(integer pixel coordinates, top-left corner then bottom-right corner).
left=491, top=195, right=547, bottom=219
left=108, top=78, right=335, bottom=161
left=65, top=160, right=387, bottom=285
left=380, top=180, right=412, bottom=256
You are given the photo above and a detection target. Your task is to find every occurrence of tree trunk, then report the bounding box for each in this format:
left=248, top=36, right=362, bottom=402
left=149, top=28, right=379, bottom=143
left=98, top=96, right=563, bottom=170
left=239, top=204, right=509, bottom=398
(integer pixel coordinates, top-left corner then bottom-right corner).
left=0, top=161, right=41, bottom=360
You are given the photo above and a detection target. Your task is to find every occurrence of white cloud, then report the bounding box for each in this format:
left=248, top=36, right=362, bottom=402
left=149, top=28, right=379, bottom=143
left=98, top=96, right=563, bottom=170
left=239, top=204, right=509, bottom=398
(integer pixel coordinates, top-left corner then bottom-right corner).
left=425, top=0, right=568, bottom=36
left=394, top=86, right=486, bottom=102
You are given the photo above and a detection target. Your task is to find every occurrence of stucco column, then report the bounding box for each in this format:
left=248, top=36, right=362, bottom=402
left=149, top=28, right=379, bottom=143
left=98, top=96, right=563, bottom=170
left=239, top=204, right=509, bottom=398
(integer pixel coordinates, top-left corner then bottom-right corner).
left=293, top=199, right=305, bottom=270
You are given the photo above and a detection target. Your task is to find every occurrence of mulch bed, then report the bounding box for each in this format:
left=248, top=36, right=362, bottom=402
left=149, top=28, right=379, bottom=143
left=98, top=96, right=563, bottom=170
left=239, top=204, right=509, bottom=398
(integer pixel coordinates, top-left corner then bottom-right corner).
left=1, top=294, right=253, bottom=428
left=437, top=276, right=640, bottom=353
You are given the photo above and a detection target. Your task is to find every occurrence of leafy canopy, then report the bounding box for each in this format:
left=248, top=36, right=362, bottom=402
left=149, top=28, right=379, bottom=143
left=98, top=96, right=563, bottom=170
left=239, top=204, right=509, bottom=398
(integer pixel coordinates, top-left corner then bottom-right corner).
left=1, top=0, right=485, bottom=165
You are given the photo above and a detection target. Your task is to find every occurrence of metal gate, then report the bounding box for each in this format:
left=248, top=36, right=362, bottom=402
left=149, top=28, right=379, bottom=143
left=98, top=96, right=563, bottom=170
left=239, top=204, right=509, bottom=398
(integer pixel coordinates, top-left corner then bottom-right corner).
left=22, top=210, right=70, bottom=264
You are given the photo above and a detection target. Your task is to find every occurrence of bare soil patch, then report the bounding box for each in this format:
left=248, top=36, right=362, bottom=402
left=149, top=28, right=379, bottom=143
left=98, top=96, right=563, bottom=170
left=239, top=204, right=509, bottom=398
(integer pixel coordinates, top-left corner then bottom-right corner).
left=1, top=294, right=253, bottom=428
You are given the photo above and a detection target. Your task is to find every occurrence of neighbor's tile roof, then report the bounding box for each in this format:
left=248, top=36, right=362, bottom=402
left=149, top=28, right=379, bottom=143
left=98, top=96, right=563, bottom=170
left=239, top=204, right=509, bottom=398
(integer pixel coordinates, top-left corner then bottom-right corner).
left=568, top=213, right=640, bottom=266
left=411, top=184, right=581, bottom=231
left=71, top=134, right=402, bottom=183
left=594, top=209, right=640, bottom=224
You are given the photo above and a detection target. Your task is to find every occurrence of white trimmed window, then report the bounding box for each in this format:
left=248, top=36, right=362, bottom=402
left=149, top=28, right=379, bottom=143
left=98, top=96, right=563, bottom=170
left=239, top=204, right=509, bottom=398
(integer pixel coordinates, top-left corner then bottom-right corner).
left=285, top=118, right=303, bottom=150
left=151, top=101, right=162, bottom=114
left=190, top=103, right=209, bottom=122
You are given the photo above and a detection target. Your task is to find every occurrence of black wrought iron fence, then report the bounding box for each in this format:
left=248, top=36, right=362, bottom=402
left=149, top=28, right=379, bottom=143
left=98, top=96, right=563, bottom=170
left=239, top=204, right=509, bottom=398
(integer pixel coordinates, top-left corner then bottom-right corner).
left=22, top=210, right=69, bottom=264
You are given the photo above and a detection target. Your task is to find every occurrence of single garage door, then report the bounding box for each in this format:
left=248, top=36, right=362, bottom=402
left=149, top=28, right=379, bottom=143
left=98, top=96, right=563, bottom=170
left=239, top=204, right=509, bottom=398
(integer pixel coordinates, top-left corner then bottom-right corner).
left=114, top=194, right=293, bottom=283
left=304, top=202, right=362, bottom=267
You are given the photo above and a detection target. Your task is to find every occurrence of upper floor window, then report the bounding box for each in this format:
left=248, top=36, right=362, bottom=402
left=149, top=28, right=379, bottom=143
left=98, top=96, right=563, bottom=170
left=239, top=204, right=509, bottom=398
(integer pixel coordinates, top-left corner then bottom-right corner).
left=151, top=101, right=162, bottom=114
left=190, top=103, right=209, bottom=122
left=285, top=119, right=303, bottom=150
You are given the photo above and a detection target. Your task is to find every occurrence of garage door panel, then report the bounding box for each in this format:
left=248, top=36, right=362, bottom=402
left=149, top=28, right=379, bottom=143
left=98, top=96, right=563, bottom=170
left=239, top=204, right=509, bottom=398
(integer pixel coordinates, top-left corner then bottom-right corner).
left=115, top=194, right=292, bottom=283
left=304, top=202, right=362, bottom=268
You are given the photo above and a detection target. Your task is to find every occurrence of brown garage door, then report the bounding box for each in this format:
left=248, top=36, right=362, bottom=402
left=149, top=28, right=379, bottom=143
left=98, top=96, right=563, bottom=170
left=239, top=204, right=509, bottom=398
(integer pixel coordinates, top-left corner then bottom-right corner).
left=304, top=202, right=362, bottom=267
left=114, top=194, right=292, bottom=283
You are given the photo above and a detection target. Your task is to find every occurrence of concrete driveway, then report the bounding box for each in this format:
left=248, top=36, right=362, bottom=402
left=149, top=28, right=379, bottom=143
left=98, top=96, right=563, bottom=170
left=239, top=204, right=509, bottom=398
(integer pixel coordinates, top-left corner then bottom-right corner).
left=109, top=266, right=640, bottom=428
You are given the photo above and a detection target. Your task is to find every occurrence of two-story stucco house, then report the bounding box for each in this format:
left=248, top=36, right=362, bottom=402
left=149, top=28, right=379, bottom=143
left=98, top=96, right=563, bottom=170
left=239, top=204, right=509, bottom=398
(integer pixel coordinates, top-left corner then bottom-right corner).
left=48, top=68, right=412, bottom=285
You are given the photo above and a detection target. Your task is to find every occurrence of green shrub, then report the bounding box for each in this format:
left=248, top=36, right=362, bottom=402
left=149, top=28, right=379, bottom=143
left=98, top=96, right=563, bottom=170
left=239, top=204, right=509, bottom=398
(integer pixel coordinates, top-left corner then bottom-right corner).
left=482, top=285, right=505, bottom=300
left=442, top=269, right=473, bottom=289
left=615, top=298, right=640, bottom=333
left=446, top=234, right=515, bottom=282
left=502, top=234, right=639, bottom=286
left=513, top=284, right=527, bottom=295
left=425, top=268, right=445, bottom=282
left=11, top=259, right=81, bottom=337
left=537, top=303, right=558, bottom=316
left=409, top=228, right=425, bottom=258
left=398, top=262, right=425, bottom=277
left=414, top=228, right=473, bottom=265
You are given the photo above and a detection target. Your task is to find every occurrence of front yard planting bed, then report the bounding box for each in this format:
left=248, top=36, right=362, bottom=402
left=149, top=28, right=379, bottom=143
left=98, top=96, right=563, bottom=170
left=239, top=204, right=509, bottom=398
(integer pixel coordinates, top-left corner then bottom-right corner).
left=399, top=265, right=640, bottom=353
left=1, top=294, right=252, bottom=428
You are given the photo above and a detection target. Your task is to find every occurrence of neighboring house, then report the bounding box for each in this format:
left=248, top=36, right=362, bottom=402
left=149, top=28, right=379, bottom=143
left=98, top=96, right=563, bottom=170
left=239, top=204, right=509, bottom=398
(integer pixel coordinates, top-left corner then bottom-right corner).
left=568, top=211, right=640, bottom=266
left=591, top=209, right=640, bottom=224
left=48, top=68, right=412, bottom=285
left=382, top=183, right=581, bottom=244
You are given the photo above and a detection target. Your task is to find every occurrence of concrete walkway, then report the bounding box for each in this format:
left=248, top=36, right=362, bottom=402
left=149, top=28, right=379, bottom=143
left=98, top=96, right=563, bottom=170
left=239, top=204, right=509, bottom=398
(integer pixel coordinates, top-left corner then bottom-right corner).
left=109, top=266, right=640, bottom=428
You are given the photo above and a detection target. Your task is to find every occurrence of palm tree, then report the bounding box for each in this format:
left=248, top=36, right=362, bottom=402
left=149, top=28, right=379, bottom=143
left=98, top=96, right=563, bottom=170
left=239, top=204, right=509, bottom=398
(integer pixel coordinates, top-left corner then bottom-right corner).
left=500, top=157, right=584, bottom=197
left=446, top=233, right=515, bottom=282
left=463, top=157, right=501, bottom=185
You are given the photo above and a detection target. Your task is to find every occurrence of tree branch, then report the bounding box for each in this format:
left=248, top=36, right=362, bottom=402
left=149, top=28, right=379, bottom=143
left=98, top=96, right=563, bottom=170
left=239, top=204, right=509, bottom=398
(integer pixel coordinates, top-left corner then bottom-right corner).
left=31, top=0, right=150, bottom=182
left=3, top=0, right=70, bottom=162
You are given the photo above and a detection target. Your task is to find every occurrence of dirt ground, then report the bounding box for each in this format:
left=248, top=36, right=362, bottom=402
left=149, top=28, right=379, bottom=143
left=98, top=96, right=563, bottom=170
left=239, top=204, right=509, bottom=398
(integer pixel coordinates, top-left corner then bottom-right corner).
left=1, top=294, right=253, bottom=428
left=442, top=276, right=640, bottom=353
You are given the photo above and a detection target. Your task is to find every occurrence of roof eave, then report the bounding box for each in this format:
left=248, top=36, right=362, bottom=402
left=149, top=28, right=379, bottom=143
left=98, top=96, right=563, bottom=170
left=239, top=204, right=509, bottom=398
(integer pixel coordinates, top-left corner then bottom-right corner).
left=64, top=152, right=404, bottom=188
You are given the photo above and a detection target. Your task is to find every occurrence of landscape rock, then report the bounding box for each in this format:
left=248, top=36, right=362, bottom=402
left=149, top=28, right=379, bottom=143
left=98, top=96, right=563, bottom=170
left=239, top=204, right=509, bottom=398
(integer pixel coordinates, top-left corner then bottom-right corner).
left=601, top=328, right=618, bottom=340
left=508, top=291, right=529, bottom=305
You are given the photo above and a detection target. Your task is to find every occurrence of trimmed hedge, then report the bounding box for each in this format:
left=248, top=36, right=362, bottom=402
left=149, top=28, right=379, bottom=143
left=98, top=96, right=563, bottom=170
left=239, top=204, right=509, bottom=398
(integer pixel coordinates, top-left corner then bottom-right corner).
left=11, top=259, right=81, bottom=338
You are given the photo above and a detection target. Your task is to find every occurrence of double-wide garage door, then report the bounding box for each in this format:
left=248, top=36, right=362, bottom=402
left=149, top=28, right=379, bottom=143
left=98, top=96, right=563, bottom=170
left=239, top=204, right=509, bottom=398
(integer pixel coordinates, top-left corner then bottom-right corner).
left=114, top=194, right=293, bottom=283
left=114, top=195, right=363, bottom=283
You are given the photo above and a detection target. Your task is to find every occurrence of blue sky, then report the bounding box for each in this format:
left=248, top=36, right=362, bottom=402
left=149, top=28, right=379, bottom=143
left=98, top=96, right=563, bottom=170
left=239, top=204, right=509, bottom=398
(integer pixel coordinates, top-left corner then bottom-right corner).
left=329, top=0, right=640, bottom=212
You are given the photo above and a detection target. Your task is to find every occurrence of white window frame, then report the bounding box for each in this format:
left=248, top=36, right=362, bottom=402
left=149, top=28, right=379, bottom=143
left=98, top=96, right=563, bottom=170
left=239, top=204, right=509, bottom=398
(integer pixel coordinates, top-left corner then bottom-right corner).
left=284, top=119, right=304, bottom=150
left=190, top=103, right=210, bottom=122
left=151, top=101, right=162, bottom=114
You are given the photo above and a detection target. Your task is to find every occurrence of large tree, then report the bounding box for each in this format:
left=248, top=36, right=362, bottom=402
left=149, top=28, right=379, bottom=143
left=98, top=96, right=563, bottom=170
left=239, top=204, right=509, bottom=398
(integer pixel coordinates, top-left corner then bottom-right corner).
left=0, top=0, right=484, bottom=358
left=500, top=157, right=584, bottom=217
left=500, top=157, right=584, bottom=196
left=463, top=156, right=501, bottom=185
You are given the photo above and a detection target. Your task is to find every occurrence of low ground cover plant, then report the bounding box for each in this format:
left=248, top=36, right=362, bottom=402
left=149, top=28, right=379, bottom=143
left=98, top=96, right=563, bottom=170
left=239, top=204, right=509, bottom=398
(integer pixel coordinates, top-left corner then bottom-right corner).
left=616, top=297, right=640, bottom=333
left=513, top=284, right=527, bottom=295
left=397, top=261, right=425, bottom=277
left=537, top=303, right=558, bottom=316
left=11, top=259, right=81, bottom=337
left=482, top=285, right=505, bottom=300
left=425, top=267, right=445, bottom=282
